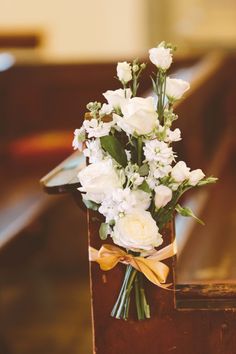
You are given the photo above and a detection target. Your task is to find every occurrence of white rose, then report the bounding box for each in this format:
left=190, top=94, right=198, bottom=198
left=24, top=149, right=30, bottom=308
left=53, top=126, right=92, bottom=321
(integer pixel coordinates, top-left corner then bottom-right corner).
left=149, top=46, right=172, bottom=70
left=166, top=77, right=190, bottom=100
left=117, top=61, right=132, bottom=83
left=77, top=159, right=124, bottom=204
left=154, top=185, right=172, bottom=209
left=117, top=97, right=158, bottom=135
left=171, top=161, right=190, bottom=183
left=188, top=169, right=205, bottom=186
left=112, top=210, right=163, bottom=251
left=121, top=96, right=155, bottom=116
left=103, top=88, right=132, bottom=109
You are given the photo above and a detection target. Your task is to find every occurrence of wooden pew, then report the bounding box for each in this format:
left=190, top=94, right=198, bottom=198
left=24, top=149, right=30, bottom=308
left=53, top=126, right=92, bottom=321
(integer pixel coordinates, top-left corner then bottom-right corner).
left=41, top=52, right=236, bottom=353
left=0, top=33, right=41, bottom=49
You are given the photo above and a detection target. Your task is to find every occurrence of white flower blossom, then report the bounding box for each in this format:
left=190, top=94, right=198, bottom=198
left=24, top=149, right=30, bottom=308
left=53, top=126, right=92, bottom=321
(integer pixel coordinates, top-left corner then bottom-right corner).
left=144, top=139, right=174, bottom=189
left=130, top=173, right=144, bottom=187
left=72, top=127, right=85, bottom=150
left=83, top=118, right=113, bottom=138
left=121, top=96, right=156, bottom=117
left=149, top=45, right=172, bottom=70
left=100, top=103, right=113, bottom=115
left=78, top=159, right=124, bottom=204
left=146, top=162, right=172, bottom=190
left=99, top=188, right=151, bottom=223
left=165, top=128, right=182, bottom=143
left=125, top=163, right=144, bottom=188
left=149, top=161, right=172, bottom=180
left=146, top=174, right=157, bottom=190
left=112, top=210, right=163, bottom=251
left=117, top=61, right=132, bottom=83
left=103, top=88, right=132, bottom=109
left=83, top=139, right=104, bottom=163
left=171, top=161, right=190, bottom=182
left=143, top=139, right=174, bottom=165
left=166, top=77, right=190, bottom=101
left=154, top=185, right=172, bottom=209
left=117, top=97, right=158, bottom=136
left=188, top=169, right=205, bottom=186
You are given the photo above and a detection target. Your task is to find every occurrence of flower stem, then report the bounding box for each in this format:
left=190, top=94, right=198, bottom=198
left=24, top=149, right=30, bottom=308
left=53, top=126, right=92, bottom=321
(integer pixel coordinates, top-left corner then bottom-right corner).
left=139, top=273, right=150, bottom=318
left=135, top=272, right=150, bottom=320
left=111, top=266, right=151, bottom=321
left=157, top=70, right=166, bottom=124
left=135, top=274, right=143, bottom=320
left=110, top=265, right=133, bottom=317
left=137, top=136, right=142, bottom=166
left=111, top=265, right=137, bottom=320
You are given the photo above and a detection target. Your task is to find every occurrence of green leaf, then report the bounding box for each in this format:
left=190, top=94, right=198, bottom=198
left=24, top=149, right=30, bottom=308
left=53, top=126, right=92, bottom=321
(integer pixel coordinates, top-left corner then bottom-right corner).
left=100, top=135, right=127, bottom=167
left=197, top=176, right=218, bottom=186
left=175, top=204, right=205, bottom=225
left=99, top=223, right=109, bottom=240
left=138, top=180, right=151, bottom=193
left=150, top=76, right=157, bottom=95
left=138, top=163, right=149, bottom=176
left=82, top=198, right=99, bottom=211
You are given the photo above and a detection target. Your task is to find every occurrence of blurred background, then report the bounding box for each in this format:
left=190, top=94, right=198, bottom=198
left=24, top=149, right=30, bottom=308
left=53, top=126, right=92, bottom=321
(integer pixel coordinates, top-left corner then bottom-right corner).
left=0, top=0, right=235, bottom=353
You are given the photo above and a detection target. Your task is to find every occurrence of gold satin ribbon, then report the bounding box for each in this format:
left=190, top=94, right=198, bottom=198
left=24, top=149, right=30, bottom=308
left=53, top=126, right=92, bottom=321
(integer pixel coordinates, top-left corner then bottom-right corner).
left=89, top=240, right=177, bottom=290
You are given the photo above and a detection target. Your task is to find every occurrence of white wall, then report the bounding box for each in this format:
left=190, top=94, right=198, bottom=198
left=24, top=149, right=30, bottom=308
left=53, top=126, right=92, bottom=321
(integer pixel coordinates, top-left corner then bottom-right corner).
left=1, top=0, right=235, bottom=61
left=170, top=0, right=236, bottom=48
left=0, top=0, right=148, bottom=61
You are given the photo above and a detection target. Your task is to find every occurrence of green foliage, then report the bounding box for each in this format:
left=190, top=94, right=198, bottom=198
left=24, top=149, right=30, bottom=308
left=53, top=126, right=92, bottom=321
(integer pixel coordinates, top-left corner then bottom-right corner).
left=99, top=223, right=109, bottom=240
left=138, top=180, right=152, bottom=193
left=150, top=76, right=158, bottom=95
left=197, top=176, right=218, bottom=186
left=138, top=163, right=149, bottom=176
left=175, top=204, right=205, bottom=225
left=82, top=199, right=99, bottom=211
left=100, top=135, right=127, bottom=167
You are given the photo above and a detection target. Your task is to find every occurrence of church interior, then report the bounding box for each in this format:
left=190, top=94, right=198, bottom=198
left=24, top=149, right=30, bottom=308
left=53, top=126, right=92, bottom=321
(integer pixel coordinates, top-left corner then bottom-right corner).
left=0, top=1, right=236, bottom=353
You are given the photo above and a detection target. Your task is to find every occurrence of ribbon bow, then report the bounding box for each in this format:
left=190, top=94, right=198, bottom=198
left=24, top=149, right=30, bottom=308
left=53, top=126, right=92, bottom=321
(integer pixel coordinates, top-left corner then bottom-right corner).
left=89, top=240, right=177, bottom=290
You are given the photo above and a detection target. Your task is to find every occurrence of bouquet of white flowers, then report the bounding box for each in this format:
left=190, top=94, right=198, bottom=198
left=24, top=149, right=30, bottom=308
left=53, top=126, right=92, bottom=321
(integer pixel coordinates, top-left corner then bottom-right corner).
left=73, top=42, right=217, bottom=321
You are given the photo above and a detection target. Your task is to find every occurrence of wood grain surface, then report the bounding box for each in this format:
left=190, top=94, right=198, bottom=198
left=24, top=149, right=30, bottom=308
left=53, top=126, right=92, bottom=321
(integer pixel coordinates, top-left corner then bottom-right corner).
left=88, top=211, right=236, bottom=354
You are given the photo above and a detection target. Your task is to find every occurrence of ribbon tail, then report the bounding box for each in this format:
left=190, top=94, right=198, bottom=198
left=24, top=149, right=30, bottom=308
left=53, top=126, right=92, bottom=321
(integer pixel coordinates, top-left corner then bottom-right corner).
left=89, top=246, right=99, bottom=262
left=133, top=258, right=173, bottom=290
left=147, top=239, right=177, bottom=262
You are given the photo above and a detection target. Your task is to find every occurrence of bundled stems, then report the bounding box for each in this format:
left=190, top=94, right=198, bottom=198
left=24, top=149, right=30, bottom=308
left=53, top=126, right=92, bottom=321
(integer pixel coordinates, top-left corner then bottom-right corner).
left=111, top=265, right=150, bottom=320
left=111, top=265, right=136, bottom=320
